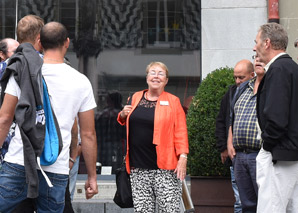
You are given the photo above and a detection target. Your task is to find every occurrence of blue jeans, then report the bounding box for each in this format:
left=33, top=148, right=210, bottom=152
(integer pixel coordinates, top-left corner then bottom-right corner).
left=0, top=162, right=68, bottom=213
left=230, top=166, right=242, bottom=213
left=69, top=155, right=80, bottom=200
left=233, top=152, right=258, bottom=213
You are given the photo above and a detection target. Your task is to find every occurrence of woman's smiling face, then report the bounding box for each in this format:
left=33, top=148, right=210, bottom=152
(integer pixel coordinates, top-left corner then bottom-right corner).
left=146, top=64, right=168, bottom=92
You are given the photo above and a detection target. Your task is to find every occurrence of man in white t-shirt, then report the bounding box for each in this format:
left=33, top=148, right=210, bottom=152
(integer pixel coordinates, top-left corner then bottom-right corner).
left=0, top=21, right=98, bottom=212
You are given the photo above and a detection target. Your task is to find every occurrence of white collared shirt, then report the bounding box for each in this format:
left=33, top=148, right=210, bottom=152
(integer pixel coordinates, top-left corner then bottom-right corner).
left=264, top=52, right=287, bottom=71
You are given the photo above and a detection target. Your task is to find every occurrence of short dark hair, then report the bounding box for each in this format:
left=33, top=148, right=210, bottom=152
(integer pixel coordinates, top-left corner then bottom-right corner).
left=40, top=22, right=68, bottom=50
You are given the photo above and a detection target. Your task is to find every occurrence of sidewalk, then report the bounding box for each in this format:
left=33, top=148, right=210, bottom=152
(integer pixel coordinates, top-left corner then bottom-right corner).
left=72, top=174, right=132, bottom=212
left=72, top=175, right=189, bottom=212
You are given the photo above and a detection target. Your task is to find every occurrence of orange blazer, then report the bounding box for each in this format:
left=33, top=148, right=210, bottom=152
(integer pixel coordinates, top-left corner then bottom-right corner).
left=117, top=90, right=189, bottom=173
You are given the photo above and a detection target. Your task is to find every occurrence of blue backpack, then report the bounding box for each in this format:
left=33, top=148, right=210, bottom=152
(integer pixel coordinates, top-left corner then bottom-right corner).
left=40, top=78, right=62, bottom=166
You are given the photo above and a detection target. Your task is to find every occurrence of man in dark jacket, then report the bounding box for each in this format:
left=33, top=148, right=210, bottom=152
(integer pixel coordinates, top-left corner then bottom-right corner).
left=216, top=59, right=254, bottom=213
left=254, top=23, right=298, bottom=212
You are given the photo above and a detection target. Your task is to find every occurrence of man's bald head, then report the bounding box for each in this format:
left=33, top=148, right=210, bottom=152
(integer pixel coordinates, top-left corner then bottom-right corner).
left=233, top=59, right=254, bottom=87
left=40, top=22, right=68, bottom=50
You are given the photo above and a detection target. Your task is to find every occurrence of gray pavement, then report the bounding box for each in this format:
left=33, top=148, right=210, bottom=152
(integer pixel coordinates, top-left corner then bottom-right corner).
left=72, top=175, right=190, bottom=212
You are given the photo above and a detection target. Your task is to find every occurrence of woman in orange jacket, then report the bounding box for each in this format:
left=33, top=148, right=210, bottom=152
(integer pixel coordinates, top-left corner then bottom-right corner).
left=117, top=61, right=189, bottom=212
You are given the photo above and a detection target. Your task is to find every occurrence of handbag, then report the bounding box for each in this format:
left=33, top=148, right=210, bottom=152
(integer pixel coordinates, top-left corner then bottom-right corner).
left=113, top=158, right=134, bottom=208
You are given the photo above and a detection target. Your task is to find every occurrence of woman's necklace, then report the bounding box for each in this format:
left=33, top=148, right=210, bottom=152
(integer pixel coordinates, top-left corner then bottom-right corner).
left=145, top=92, right=158, bottom=101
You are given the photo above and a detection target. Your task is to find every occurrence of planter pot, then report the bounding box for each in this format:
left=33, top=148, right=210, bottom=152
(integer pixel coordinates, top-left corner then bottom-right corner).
left=191, top=176, right=234, bottom=213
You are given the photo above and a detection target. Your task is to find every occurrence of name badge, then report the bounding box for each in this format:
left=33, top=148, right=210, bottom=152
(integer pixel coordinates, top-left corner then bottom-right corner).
left=160, top=101, right=169, bottom=106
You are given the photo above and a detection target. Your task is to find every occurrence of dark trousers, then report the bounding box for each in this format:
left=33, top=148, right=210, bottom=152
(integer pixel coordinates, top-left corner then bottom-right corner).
left=12, top=198, right=35, bottom=213
left=12, top=180, right=74, bottom=213
left=233, top=151, right=258, bottom=213
left=64, top=179, right=75, bottom=213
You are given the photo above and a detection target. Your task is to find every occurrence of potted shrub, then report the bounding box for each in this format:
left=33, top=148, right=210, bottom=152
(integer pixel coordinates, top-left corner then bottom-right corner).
left=187, top=67, right=235, bottom=213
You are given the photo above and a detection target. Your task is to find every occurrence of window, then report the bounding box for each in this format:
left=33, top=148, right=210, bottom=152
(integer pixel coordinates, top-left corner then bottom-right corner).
left=0, top=0, right=201, bottom=175
left=143, top=0, right=200, bottom=51
left=0, top=0, right=17, bottom=38
left=144, top=0, right=183, bottom=48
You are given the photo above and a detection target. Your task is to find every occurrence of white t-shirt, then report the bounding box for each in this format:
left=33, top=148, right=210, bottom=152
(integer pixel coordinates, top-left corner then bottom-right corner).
left=4, top=63, right=96, bottom=174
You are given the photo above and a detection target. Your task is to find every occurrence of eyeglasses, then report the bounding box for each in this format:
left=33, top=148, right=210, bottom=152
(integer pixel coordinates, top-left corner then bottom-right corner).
left=148, top=70, right=166, bottom=77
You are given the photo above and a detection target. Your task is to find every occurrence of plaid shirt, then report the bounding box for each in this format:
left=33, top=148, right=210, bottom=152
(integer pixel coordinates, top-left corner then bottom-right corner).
left=232, top=77, right=261, bottom=150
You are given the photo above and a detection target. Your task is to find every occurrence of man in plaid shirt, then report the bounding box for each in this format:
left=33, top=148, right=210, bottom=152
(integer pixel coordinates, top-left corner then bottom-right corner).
left=227, top=56, right=265, bottom=212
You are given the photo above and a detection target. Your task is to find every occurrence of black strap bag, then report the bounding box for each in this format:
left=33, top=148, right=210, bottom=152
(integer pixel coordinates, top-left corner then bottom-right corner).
left=113, top=159, right=133, bottom=208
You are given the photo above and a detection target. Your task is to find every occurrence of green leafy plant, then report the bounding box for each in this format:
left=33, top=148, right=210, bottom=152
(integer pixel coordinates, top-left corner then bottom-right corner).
left=187, top=67, right=235, bottom=176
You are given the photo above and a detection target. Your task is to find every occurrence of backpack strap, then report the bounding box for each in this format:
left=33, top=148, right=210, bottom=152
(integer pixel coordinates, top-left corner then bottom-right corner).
left=40, top=78, right=63, bottom=166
